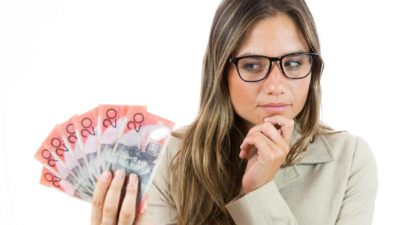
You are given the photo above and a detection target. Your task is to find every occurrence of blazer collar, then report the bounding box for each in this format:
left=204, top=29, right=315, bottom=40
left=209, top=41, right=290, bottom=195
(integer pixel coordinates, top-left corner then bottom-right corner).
left=290, top=123, right=338, bottom=165
left=274, top=126, right=340, bottom=190
left=295, top=136, right=335, bottom=165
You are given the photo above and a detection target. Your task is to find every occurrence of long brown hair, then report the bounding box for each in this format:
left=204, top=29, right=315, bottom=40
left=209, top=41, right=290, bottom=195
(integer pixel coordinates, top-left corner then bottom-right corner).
left=170, top=0, right=328, bottom=224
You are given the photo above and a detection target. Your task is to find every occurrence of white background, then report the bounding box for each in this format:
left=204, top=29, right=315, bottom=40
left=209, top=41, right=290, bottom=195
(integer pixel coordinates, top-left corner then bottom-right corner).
left=1, top=0, right=399, bottom=224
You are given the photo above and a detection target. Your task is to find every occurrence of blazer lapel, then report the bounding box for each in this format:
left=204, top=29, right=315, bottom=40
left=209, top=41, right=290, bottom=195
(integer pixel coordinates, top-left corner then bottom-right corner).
left=296, top=132, right=337, bottom=165
left=275, top=165, right=300, bottom=189
left=274, top=128, right=340, bottom=190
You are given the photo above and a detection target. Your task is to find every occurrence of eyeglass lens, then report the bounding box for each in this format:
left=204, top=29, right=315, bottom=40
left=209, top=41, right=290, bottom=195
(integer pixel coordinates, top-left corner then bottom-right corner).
left=236, top=53, right=313, bottom=81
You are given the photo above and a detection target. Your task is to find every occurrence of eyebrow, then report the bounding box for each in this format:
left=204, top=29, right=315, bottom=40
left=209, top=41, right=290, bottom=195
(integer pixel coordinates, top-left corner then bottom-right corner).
left=235, top=50, right=309, bottom=58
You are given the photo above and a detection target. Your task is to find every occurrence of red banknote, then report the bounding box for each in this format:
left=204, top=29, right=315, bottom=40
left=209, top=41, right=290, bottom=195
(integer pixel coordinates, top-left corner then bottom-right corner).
left=35, top=105, right=174, bottom=207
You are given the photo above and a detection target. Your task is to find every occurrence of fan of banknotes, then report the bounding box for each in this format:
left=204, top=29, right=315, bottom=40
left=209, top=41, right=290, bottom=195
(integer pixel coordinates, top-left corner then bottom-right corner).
left=34, top=104, right=174, bottom=209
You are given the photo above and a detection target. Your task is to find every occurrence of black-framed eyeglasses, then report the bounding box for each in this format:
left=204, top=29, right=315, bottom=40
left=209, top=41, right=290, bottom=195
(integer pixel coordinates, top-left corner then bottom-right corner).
left=229, top=52, right=318, bottom=82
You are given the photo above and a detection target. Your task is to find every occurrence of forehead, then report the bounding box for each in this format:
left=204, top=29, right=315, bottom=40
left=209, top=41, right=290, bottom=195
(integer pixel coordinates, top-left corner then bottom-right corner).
left=236, top=13, right=309, bottom=57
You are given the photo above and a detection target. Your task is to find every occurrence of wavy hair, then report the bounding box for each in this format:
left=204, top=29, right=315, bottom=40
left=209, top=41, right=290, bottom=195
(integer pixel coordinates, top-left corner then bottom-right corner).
left=170, top=0, right=330, bottom=224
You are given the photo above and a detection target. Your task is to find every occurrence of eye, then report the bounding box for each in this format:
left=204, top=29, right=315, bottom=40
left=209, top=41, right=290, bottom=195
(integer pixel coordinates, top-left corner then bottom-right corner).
left=242, top=63, right=261, bottom=71
left=283, top=54, right=312, bottom=71
left=284, top=60, right=302, bottom=70
left=239, top=57, right=267, bottom=73
left=240, top=63, right=261, bottom=72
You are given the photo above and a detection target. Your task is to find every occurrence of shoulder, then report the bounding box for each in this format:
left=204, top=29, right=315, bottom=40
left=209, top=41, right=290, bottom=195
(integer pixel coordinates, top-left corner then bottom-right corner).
left=163, top=126, right=188, bottom=159
left=298, top=129, right=378, bottom=194
left=318, top=130, right=373, bottom=157
left=312, top=129, right=377, bottom=169
left=315, top=129, right=379, bottom=204
left=298, top=126, right=376, bottom=167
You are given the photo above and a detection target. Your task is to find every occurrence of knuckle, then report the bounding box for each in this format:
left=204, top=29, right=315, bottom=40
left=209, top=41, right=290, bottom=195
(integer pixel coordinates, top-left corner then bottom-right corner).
left=255, top=133, right=265, bottom=140
left=109, top=183, right=122, bottom=193
left=265, top=153, right=276, bottom=162
left=260, top=127, right=270, bottom=136
left=119, top=210, right=134, bottom=222
left=277, top=152, right=287, bottom=161
left=271, top=153, right=279, bottom=161
left=103, top=205, right=115, bottom=216
left=252, top=134, right=260, bottom=142
left=254, top=140, right=265, bottom=149
left=92, top=198, right=104, bottom=209
left=273, top=151, right=285, bottom=160
left=247, top=126, right=257, bottom=136
left=95, top=181, right=108, bottom=191
left=126, top=184, right=138, bottom=193
left=275, top=148, right=285, bottom=156
left=283, top=146, right=290, bottom=153
left=260, top=141, right=269, bottom=150
left=100, top=218, right=114, bottom=225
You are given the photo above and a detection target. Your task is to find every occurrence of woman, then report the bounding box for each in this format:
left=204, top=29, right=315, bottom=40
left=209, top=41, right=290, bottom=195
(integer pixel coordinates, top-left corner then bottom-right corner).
left=91, top=0, right=378, bottom=224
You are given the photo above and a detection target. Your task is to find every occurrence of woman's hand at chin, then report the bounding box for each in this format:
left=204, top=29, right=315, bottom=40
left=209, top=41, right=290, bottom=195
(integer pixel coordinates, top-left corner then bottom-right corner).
left=239, top=115, right=294, bottom=194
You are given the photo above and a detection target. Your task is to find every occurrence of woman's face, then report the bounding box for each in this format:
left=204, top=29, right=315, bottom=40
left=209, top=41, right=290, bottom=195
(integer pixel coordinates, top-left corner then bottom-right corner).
left=228, top=13, right=311, bottom=128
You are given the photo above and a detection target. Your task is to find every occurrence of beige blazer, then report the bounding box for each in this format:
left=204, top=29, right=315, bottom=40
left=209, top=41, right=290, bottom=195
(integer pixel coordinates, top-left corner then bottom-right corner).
left=137, top=129, right=378, bottom=225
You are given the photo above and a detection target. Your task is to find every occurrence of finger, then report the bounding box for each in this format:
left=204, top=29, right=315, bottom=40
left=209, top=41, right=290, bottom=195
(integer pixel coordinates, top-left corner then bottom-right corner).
left=240, top=134, right=259, bottom=159
left=240, top=132, right=272, bottom=159
left=246, top=124, right=265, bottom=137
left=264, top=115, right=294, bottom=143
left=242, top=123, right=286, bottom=153
left=102, top=169, right=126, bottom=225
left=259, top=122, right=289, bottom=154
left=91, top=171, right=112, bottom=225
left=244, top=133, right=288, bottom=168
left=239, top=144, right=256, bottom=159
left=248, top=122, right=284, bottom=144
left=246, top=119, right=286, bottom=139
left=118, top=174, right=139, bottom=225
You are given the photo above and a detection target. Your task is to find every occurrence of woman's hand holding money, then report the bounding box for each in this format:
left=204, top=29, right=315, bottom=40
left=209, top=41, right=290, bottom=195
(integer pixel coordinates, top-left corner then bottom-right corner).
left=91, top=170, right=139, bottom=225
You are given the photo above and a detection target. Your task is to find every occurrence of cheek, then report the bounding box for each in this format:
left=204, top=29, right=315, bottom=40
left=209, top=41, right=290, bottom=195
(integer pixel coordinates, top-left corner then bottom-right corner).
left=227, top=68, right=259, bottom=122
left=291, top=77, right=311, bottom=114
left=228, top=70, right=243, bottom=109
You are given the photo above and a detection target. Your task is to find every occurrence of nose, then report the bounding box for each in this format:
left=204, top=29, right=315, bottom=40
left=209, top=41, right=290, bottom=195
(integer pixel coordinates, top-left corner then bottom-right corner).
left=262, top=62, right=286, bottom=95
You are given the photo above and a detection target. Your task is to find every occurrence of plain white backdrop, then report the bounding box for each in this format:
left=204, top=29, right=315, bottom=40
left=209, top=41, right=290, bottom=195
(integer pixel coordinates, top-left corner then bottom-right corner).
left=1, top=0, right=399, bottom=224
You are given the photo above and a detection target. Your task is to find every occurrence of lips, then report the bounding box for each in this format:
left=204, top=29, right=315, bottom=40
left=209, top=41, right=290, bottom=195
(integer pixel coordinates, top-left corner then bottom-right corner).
left=259, top=103, right=290, bottom=114
left=262, top=103, right=290, bottom=107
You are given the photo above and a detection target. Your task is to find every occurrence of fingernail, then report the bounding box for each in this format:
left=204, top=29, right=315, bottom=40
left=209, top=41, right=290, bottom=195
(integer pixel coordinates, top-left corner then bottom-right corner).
left=100, top=171, right=110, bottom=181
left=140, top=204, right=146, bottom=214
left=116, top=169, right=125, bottom=180
left=129, top=174, right=138, bottom=186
